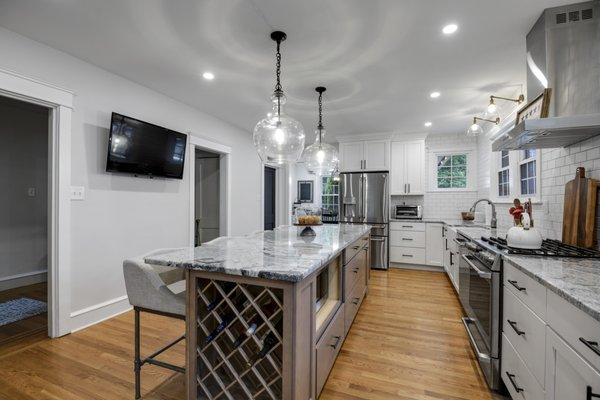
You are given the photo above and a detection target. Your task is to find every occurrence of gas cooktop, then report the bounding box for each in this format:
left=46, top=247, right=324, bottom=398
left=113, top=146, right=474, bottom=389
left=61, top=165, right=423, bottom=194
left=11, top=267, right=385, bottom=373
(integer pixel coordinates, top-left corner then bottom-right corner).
left=480, top=236, right=600, bottom=258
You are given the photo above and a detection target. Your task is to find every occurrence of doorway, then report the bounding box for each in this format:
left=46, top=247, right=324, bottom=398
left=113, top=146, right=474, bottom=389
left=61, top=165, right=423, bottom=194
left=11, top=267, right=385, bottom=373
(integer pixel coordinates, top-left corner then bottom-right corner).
left=194, top=149, right=220, bottom=245
left=0, top=95, right=50, bottom=346
left=264, top=166, right=276, bottom=230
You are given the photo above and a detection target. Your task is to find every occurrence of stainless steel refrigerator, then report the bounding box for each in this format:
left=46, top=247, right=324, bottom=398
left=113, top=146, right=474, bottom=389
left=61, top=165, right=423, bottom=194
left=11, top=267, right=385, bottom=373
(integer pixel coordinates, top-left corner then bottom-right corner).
left=339, top=172, right=389, bottom=270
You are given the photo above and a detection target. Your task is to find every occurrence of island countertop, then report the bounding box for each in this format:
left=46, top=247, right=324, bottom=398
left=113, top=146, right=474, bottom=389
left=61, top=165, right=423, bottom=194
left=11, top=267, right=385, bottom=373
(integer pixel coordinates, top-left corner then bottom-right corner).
left=144, top=224, right=371, bottom=283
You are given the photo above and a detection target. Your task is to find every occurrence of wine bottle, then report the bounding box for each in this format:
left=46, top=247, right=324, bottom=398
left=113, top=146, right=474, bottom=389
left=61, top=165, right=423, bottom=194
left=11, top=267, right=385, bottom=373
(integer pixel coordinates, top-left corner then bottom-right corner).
left=246, top=315, right=283, bottom=366
left=204, top=292, right=248, bottom=345
left=206, top=281, right=236, bottom=312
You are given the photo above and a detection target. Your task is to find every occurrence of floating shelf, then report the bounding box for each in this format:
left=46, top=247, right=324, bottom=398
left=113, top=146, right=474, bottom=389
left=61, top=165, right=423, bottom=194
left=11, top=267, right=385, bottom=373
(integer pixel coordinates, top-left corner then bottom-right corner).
left=491, top=114, right=600, bottom=151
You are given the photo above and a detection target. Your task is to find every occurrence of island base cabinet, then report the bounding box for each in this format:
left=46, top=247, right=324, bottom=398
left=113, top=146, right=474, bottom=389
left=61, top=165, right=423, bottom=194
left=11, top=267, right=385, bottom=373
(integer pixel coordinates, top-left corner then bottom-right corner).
left=545, top=328, right=600, bottom=400
left=315, top=305, right=345, bottom=397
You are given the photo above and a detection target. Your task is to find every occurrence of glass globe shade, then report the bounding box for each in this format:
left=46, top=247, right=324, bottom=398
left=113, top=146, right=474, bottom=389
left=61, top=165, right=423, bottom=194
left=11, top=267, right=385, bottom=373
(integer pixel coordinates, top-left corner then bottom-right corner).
left=253, top=94, right=305, bottom=164
left=484, top=103, right=500, bottom=122
left=466, top=122, right=484, bottom=137
left=303, top=129, right=339, bottom=176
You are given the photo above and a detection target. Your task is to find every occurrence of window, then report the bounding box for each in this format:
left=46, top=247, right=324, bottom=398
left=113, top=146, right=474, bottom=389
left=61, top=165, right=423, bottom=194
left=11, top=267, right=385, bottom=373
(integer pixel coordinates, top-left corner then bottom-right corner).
left=436, top=154, right=467, bottom=189
left=520, top=150, right=536, bottom=195
left=498, top=150, right=510, bottom=197
left=321, top=176, right=339, bottom=214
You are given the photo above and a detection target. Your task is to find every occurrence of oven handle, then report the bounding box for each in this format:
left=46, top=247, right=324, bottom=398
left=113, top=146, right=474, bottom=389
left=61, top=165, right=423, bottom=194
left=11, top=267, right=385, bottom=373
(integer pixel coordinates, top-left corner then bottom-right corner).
left=461, top=254, right=492, bottom=280
left=453, top=238, right=466, bottom=247
left=461, top=317, right=491, bottom=362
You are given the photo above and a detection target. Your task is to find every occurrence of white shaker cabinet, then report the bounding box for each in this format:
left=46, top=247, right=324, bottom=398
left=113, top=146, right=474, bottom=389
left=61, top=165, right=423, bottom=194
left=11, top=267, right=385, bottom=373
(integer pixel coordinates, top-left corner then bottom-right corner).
left=338, top=140, right=389, bottom=172
left=390, top=140, right=425, bottom=195
left=425, top=223, right=444, bottom=267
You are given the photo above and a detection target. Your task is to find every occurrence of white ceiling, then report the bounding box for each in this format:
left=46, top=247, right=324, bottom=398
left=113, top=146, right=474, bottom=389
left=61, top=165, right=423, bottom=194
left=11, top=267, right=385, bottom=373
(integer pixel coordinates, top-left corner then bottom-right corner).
left=0, top=0, right=573, bottom=142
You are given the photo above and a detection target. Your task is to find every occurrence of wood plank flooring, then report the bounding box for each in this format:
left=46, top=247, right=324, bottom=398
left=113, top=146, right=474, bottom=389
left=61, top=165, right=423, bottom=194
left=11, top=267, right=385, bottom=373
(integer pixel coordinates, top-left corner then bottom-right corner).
left=0, top=269, right=498, bottom=400
left=0, top=283, right=47, bottom=346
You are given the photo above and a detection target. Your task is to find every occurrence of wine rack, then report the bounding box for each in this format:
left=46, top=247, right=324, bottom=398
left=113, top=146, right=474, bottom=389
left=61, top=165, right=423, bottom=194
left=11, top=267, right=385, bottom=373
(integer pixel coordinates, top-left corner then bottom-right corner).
left=193, top=276, right=284, bottom=400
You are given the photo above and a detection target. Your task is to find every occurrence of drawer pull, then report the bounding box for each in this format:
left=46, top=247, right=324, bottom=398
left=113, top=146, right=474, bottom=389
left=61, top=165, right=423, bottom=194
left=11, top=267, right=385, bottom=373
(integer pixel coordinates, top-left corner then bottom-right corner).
left=402, top=225, right=413, bottom=228
left=587, top=386, right=600, bottom=400
left=507, top=320, right=525, bottom=336
left=352, top=297, right=360, bottom=305
left=508, top=279, right=526, bottom=292
left=352, top=268, right=359, bottom=274
left=402, top=254, right=413, bottom=257
left=580, top=338, right=600, bottom=357
left=352, top=245, right=360, bottom=250
left=402, top=238, right=413, bottom=241
left=505, top=372, right=524, bottom=393
left=329, top=335, right=342, bottom=350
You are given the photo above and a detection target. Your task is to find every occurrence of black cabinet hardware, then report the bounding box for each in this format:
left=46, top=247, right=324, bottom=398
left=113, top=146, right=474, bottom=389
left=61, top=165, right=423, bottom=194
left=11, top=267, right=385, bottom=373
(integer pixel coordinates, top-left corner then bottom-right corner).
left=505, top=372, right=523, bottom=393
left=402, top=238, right=413, bottom=241
left=330, top=335, right=342, bottom=350
left=580, top=337, right=600, bottom=357
left=508, top=279, right=526, bottom=291
left=445, top=238, right=448, bottom=251
left=352, top=297, right=360, bottom=305
left=450, top=252, right=453, bottom=266
left=587, top=386, right=600, bottom=400
left=507, top=320, right=525, bottom=336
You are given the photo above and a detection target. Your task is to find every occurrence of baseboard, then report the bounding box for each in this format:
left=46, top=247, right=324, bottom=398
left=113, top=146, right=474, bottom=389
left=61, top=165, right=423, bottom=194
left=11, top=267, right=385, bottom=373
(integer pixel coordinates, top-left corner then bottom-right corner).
left=0, top=269, right=47, bottom=292
left=70, top=295, right=131, bottom=333
left=390, top=263, right=444, bottom=272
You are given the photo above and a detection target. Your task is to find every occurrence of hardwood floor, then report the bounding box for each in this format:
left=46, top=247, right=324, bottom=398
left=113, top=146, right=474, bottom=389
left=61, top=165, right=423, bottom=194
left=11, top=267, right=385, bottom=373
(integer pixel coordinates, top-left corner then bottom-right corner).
left=0, top=269, right=499, bottom=400
left=0, top=283, right=47, bottom=346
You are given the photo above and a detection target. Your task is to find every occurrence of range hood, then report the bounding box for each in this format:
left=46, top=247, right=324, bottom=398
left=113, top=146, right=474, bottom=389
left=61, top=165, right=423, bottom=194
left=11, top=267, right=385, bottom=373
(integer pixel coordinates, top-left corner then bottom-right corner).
left=493, top=1, right=600, bottom=151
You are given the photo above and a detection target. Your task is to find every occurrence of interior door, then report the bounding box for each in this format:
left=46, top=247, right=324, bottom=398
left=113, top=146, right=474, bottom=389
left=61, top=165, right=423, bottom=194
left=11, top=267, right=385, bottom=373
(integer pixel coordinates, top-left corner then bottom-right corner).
left=364, top=140, right=388, bottom=171
left=264, top=166, right=276, bottom=230
left=390, top=141, right=405, bottom=194
left=404, top=141, right=424, bottom=194
left=339, top=142, right=363, bottom=172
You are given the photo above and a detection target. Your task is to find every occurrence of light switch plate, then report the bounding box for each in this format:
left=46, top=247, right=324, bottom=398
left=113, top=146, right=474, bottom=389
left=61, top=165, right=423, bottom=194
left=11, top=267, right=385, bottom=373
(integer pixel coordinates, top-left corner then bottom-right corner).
left=70, top=186, right=85, bottom=200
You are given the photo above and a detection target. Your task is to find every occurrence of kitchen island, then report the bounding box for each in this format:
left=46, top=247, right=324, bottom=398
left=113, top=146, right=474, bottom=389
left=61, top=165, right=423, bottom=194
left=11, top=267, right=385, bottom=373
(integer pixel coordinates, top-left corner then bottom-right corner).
left=145, top=224, right=371, bottom=400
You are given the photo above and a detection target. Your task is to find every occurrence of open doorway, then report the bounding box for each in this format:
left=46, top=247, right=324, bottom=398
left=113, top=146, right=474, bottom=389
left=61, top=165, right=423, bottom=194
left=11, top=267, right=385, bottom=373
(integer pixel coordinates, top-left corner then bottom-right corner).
left=0, top=95, right=50, bottom=346
left=264, top=166, right=276, bottom=230
left=194, top=149, right=220, bottom=245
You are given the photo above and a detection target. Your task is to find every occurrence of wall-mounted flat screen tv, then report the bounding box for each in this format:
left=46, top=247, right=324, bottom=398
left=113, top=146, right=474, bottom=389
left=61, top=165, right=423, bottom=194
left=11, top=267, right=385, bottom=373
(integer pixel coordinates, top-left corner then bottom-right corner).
left=106, top=112, right=187, bottom=179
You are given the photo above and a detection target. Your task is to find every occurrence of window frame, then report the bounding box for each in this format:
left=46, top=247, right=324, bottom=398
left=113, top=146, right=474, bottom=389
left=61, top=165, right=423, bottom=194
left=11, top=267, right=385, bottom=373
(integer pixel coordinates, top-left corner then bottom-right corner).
left=490, top=149, right=541, bottom=203
left=428, top=149, right=476, bottom=192
left=321, top=176, right=340, bottom=214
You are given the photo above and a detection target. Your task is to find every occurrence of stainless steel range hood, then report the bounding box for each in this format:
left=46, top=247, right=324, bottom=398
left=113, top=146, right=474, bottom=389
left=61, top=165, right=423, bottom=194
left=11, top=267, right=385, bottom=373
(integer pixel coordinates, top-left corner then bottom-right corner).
left=492, top=1, right=600, bottom=151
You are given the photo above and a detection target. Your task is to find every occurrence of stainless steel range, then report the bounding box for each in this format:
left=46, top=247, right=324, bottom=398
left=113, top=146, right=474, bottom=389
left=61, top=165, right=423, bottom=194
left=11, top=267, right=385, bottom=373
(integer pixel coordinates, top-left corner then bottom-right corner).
left=456, top=234, right=503, bottom=390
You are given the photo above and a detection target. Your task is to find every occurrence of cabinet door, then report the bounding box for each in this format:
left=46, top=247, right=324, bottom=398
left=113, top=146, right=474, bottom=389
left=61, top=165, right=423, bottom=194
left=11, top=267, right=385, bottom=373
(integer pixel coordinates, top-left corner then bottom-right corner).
left=426, top=224, right=444, bottom=267
left=339, top=142, right=364, bottom=172
left=546, top=327, right=600, bottom=400
left=404, top=141, right=424, bottom=194
left=390, top=141, right=406, bottom=194
left=364, top=140, right=388, bottom=171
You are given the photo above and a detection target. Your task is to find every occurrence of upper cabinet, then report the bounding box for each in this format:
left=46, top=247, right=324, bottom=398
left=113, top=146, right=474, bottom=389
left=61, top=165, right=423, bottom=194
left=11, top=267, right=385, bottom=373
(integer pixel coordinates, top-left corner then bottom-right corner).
left=390, top=140, right=425, bottom=195
left=339, top=140, right=389, bottom=172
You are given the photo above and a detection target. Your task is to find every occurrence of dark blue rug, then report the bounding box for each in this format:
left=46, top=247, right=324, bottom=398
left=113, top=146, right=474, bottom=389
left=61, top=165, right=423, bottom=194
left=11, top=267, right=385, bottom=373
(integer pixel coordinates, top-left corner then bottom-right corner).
left=0, top=297, right=47, bottom=326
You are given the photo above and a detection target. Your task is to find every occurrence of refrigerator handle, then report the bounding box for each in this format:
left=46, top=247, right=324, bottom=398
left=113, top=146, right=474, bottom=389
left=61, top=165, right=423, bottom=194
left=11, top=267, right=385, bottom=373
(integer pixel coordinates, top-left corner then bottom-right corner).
left=382, top=173, right=389, bottom=223
left=362, top=175, right=367, bottom=223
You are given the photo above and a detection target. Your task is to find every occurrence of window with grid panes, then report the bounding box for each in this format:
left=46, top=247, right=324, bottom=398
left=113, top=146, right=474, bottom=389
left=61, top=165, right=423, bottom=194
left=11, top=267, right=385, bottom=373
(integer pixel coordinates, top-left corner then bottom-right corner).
left=436, top=154, right=467, bottom=189
left=321, top=176, right=339, bottom=214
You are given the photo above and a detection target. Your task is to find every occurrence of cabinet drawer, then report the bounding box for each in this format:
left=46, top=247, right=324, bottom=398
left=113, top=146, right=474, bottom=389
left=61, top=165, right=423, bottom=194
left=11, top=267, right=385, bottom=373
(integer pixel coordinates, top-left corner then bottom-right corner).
left=390, top=230, right=425, bottom=248
left=504, top=261, right=547, bottom=320
left=344, top=235, right=367, bottom=265
left=390, top=246, right=426, bottom=265
left=316, top=305, right=345, bottom=396
left=503, top=287, right=546, bottom=387
left=344, top=248, right=367, bottom=299
left=501, top=334, right=545, bottom=400
left=390, top=221, right=425, bottom=232
left=344, top=277, right=366, bottom=335
left=547, top=290, right=600, bottom=372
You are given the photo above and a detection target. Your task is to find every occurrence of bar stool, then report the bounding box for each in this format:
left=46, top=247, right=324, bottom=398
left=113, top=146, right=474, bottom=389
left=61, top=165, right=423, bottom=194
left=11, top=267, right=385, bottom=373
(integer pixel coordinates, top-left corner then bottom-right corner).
left=123, top=248, right=187, bottom=399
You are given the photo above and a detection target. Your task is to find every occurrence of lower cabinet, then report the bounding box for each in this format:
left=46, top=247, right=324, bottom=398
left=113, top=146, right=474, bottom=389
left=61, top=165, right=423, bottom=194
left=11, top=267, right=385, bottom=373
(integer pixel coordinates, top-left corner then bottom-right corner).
left=502, top=334, right=545, bottom=400
left=425, top=223, right=444, bottom=267
left=545, top=328, right=600, bottom=400
left=315, top=305, right=345, bottom=396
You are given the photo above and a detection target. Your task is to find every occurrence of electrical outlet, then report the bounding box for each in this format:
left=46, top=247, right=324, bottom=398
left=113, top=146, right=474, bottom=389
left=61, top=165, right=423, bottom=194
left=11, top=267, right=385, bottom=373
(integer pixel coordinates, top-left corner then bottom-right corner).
left=27, top=187, right=36, bottom=197
left=70, top=186, right=85, bottom=201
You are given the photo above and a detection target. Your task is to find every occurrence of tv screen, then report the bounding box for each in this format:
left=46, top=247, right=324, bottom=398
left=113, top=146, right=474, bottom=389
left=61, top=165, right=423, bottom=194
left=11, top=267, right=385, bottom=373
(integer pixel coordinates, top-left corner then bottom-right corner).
left=106, top=113, right=187, bottom=179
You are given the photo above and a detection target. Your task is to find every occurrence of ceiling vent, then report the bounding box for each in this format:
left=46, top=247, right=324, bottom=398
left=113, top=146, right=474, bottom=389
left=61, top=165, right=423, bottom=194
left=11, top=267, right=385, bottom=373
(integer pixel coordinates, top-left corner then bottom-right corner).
left=556, top=12, right=568, bottom=23
left=569, top=10, right=581, bottom=21
left=582, top=8, right=593, bottom=19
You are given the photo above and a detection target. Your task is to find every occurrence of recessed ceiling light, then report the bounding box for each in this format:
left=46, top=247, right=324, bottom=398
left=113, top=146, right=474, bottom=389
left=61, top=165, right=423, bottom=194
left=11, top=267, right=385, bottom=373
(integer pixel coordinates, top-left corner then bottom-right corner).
left=424, top=122, right=433, bottom=127
left=442, top=24, right=458, bottom=35
left=430, top=91, right=441, bottom=99
left=202, top=72, right=215, bottom=80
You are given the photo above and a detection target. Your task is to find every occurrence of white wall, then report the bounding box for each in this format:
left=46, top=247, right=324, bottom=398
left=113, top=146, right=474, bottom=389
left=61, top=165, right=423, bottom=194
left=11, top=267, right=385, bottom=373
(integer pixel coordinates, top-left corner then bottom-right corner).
left=291, top=162, right=322, bottom=206
left=0, top=96, right=48, bottom=286
left=0, top=27, right=262, bottom=328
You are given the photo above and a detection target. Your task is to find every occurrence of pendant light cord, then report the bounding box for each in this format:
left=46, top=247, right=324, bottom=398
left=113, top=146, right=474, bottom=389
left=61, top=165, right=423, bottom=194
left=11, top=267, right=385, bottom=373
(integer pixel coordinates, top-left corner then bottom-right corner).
left=318, top=91, right=324, bottom=143
left=274, top=39, right=283, bottom=118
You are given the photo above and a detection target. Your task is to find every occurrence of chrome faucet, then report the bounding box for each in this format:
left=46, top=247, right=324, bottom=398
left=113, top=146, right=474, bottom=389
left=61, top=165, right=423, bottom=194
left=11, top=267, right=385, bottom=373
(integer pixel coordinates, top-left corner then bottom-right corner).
left=470, top=198, right=497, bottom=229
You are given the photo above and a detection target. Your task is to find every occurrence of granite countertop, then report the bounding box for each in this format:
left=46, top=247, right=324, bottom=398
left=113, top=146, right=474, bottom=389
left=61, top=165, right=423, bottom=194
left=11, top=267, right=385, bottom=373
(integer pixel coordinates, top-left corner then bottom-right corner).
left=454, top=225, right=600, bottom=323
left=390, top=217, right=488, bottom=228
left=144, top=224, right=371, bottom=283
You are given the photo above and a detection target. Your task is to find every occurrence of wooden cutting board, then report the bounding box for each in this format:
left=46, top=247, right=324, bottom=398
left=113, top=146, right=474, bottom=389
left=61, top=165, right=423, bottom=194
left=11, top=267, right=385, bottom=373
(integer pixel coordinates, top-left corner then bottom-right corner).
left=562, top=167, right=599, bottom=248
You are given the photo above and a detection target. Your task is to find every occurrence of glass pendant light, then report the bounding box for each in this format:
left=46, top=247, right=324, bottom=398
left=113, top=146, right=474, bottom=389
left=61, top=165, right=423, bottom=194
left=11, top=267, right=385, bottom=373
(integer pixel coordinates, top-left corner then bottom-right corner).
left=303, top=87, right=339, bottom=176
left=466, top=116, right=499, bottom=137
left=253, top=31, right=305, bottom=164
